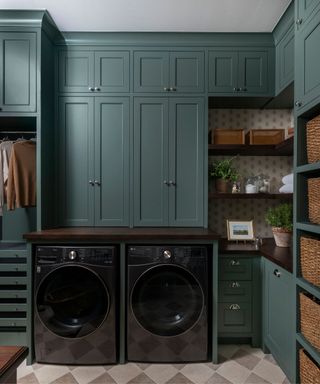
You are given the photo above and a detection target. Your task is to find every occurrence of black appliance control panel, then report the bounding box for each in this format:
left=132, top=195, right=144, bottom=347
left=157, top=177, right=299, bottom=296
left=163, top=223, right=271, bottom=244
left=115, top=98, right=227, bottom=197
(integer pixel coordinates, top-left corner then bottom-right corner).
left=36, top=246, right=116, bottom=266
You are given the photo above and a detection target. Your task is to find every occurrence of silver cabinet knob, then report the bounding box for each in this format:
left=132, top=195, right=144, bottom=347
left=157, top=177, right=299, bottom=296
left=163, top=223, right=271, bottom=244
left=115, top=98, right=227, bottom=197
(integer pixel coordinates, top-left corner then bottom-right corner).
left=230, top=260, right=240, bottom=266
left=296, top=18, right=303, bottom=25
left=89, top=180, right=94, bottom=186
left=169, top=87, right=177, bottom=92
left=89, top=87, right=94, bottom=91
left=233, top=87, right=237, bottom=92
left=163, top=180, right=169, bottom=185
left=229, top=304, right=241, bottom=310
left=94, top=180, right=101, bottom=186
left=295, top=101, right=302, bottom=107
left=163, top=250, right=172, bottom=259
left=273, top=269, right=281, bottom=278
left=94, top=87, right=101, bottom=91
left=168, top=180, right=176, bottom=186
left=231, top=282, right=240, bottom=288
left=68, top=250, right=77, bottom=260
left=163, top=87, right=169, bottom=91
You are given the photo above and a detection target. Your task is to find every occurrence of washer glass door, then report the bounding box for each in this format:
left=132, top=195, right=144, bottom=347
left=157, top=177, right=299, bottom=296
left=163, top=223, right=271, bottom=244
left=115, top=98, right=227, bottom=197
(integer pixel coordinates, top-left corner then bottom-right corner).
left=131, top=265, right=204, bottom=336
left=36, top=265, right=109, bottom=338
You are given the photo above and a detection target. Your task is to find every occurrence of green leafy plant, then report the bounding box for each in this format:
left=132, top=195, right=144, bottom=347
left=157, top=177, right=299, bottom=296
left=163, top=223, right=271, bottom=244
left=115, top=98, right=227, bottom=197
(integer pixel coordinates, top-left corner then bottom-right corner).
left=265, top=203, right=293, bottom=231
left=209, top=157, right=239, bottom=182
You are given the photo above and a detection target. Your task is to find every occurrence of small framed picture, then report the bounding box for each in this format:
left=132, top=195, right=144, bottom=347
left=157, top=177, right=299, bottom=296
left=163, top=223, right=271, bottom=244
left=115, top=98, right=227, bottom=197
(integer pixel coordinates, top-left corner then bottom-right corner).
left=227, top=220, right=254, bottom=241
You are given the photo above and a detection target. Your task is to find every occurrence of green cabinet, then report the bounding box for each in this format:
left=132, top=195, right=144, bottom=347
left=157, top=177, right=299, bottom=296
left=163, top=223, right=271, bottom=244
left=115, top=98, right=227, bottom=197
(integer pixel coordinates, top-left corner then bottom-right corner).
left=208, top=50, right=270, bottom=95
left=58, top=50, right=130, bottom=93
left=58, top=96, right=129, bottom=226
left=296, top=0, right=320, bottom=26
left=0, top=32, right=36, bottom=112
left=218, top=256, right=261, bottom=346
left=133, top=97, right=204, bottom=227
left=276, top=25, right=294, bottom=93
left=263, top=258, right=294, bottom=382
left=295, top=7, right=320, bottom=110
left=133, top=51, right=204, bottom=93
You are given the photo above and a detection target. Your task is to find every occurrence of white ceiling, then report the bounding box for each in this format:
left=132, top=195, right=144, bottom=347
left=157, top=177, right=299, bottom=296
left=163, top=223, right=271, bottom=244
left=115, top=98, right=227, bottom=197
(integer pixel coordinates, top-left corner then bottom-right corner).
left=0, top=0, right=292, bottom=32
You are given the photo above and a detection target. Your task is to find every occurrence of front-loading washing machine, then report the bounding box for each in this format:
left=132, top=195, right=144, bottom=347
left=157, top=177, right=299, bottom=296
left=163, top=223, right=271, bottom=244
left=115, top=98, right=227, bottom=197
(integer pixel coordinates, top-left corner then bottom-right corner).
left=127, top=245, right=208, bottom=362
left=34, top=245, right=118, bottom=365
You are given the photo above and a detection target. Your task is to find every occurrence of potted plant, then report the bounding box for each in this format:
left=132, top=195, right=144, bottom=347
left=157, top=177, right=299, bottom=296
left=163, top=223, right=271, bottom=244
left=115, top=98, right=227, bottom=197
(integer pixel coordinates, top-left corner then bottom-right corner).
left=209, top=157, right=239, bottom=193
left=265, top=203, right=293, bottom=247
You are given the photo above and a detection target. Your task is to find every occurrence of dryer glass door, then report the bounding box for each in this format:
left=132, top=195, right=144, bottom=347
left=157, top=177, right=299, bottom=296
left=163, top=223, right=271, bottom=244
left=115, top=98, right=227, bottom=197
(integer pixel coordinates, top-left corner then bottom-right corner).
left=36, top=265, right=109, bottom=338
left=131, top=265, right=204, bottom=336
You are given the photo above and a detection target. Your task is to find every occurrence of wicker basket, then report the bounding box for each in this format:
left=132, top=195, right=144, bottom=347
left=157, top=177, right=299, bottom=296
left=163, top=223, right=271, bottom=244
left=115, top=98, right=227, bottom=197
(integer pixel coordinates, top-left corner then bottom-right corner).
left=306, top=114, right=320, bottom=163
left=300, top=349, right=320, bottom=384
left=300, top=292, right=320, bottom=351
left=300, top=237, right=320, bottom=287
left=308, top=178, right=320, bottom=224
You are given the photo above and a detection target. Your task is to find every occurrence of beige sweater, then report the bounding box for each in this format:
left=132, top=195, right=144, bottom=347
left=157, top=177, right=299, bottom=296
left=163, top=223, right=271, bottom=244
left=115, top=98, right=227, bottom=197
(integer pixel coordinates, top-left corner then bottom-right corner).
left=7, top=141, right=36, bottom=210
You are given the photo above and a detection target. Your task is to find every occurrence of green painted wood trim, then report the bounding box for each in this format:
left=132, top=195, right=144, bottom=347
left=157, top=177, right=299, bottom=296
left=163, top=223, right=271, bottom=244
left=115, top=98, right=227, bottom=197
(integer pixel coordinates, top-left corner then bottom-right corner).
left=296, top=333, right=320, bottom=365
left=212, top=241, right=218, bottom=363
left=26, top=242, right=33, bottom=364
left=273, top=2, right=294, bottom=45
left=296, top=277, right=320, bottom=300
left=252, top=257, right=262, bottom=347
left=296, top=162, right=320, bottom=174
left=56, top=32, right=275, bottom=47
left=295, top=222, right=320, bottom=234
left=119, top=242, right=126, bottom=364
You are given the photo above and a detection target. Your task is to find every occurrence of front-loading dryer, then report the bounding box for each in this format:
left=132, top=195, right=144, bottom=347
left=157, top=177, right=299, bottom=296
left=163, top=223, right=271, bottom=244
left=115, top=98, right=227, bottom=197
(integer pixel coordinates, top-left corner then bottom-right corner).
left=127, top=245, right=208, bottom=363
left=34, top=246, right=118, bottom=365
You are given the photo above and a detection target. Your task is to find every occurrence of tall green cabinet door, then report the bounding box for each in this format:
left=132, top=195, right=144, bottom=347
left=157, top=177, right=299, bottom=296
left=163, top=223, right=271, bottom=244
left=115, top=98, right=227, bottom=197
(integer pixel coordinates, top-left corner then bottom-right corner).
left=295, top=12, right=320, bottom=110
left=297, top=0, right=320, bottom=26
left=95, top=51, right=130, bottom=92
left=263, top=259, right=295, bottom=382
left=168, top=98, right=204, bottom=227
left=0, top=33, right=36, bottom=112
left=133, top=52, right=169, bottom=93
left=94, top=97, right=130, bottom=226
left=58, top=51, right=94, bottom=93
left=58, top=97, right=95, bottom=226
left=208, top=51, right=238, bottom=93
left=133, top=97, right=169, bottom=226
left=238, top=51, right=268, bottom=94
left=169, top=52, right=205, bottom=93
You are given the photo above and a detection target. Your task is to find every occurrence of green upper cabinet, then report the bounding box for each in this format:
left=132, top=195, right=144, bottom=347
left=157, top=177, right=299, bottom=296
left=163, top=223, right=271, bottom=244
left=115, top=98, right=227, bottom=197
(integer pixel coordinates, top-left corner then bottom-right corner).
left=58, top=96, right=129, bottom=226
left=133, top=97, right=204, bottom=227
left=275, top=26, right=294, bottom=93
left=208, top=49, right=271, bottom=96
left=295, top=7, right=320, bottom=110
left=133, top=51, right=204, bottom=93
left=58, top=50, right=130, bottom=93
left=263, top=258, right=295, bottom=383
left=0, top=32, right=36, bottom=112
left=296, top=0, right=320, bottom=27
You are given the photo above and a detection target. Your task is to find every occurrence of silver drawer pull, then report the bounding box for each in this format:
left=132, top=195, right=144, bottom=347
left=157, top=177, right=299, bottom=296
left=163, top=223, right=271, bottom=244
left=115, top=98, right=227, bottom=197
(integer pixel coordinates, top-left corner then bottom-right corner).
left=229, top=304, right=241, bottom=310
left=231, top=282, right=240, bottom=288
left=230, top=260, right=240, bottom=266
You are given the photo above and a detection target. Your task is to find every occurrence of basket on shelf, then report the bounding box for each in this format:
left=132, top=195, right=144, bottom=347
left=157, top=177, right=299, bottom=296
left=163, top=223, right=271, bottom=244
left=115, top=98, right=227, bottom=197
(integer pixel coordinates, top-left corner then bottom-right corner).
left=213, top=129, right=245, bottom=145
left=300, top=236, right=320, bottom=287
left=245, top=129, right=285, bottom=145
left=299, top=292, right=320, bottom=351
left=308, top=177, right=320, bottom=224
left=306, top=114, right=320, bottom=164
left=299, top=349, right=320, bottom=384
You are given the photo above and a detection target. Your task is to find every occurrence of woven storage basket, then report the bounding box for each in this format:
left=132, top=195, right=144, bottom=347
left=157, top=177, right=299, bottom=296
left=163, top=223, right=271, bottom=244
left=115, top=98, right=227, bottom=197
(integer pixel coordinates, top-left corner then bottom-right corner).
left=300, top=237, right=320, bottom=287
left=308, top=178, right=320, bottom=224
left=306, top=114, right=320, bottom=163
left=300, top=349, right=320, bottom=384
left=300, top=292, right=320, bottom=351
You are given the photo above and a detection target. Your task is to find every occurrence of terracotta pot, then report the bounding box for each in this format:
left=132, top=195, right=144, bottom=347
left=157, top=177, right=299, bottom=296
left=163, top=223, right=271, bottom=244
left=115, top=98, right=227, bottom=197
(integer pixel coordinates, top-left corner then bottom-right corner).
left=215, top=179, right=229, bottom=193
left=272, top=227, right=292, bottom=247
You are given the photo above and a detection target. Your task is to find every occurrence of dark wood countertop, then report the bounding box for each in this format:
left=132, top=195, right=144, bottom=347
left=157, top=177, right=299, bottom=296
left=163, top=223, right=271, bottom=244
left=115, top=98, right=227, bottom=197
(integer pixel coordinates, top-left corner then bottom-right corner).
left=0, top=346, right=28, bottom=383
left=24, top=227, right=220, bottom=241
left=219, top=238, right=293, bottom=273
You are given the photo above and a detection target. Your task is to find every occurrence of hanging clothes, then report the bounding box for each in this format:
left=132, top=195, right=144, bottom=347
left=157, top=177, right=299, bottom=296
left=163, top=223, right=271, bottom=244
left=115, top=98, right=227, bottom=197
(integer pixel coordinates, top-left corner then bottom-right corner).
left=7, top=140, right=36, bottom=210
left=0, top=141, right=13, bottom=215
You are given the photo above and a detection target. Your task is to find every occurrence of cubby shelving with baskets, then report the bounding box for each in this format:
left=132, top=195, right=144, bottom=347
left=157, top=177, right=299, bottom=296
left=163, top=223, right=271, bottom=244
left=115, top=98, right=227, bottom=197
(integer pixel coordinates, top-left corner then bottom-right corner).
left=294, top=108, right=320, bottom=383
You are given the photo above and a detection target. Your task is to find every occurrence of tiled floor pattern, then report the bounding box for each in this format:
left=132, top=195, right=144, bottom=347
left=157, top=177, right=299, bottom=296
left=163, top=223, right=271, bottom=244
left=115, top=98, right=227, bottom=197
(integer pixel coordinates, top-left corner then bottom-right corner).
left=17, top=345, right=289, bottom=384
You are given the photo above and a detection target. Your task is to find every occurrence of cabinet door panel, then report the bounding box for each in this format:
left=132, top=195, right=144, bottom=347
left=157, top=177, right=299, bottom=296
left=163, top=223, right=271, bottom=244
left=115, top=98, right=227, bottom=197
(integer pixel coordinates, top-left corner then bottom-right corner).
left=298, top=0, right=320, bottom=25
left=134, top=52, right=169, bottom=92
left=0, top=33, right=36, bottom=112
left=134, top=98, right=169, bottom=226
left=170, top=52, right=204, bottom=93
left=58, top=51, right=94, bottom=93
left=58, top=97, right=94, bottom=226
left=95, top=51, right=129, bottom=92
left=94, top=97, right=129, bottom=226
left=218, top=302, right=252, bottom=333
left=277, top=26, right=294, bottom=92
left=208, top=51, right=237, bottom=93
left=168, top=98, right=204, bottom=227
left=238, top=51, right=268, bottom=94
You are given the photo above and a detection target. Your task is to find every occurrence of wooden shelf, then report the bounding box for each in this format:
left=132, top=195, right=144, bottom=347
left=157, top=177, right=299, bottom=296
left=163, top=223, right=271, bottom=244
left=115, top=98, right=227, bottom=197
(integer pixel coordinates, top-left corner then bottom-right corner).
left=208, top=136, right=293, bottom=156
left=209, top=192, right=293, bottom=199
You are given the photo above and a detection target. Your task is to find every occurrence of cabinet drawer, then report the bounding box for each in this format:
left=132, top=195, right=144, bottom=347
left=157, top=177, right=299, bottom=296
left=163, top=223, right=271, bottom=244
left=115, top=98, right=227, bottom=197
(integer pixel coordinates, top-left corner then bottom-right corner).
left=0, top=318, right=26, bottom=327
left=219, top=258, right=252, bottom=280
left=0, top=303, right=27, bottom=312
left=0, top=291, right=27, bottom=299
left=0, top=264, right=27, bottom=272
left=0, top=277, right=27, bottom=285
left=218, top=281, right=252, bottom=302
left=218, top=302, right=252, bottom=333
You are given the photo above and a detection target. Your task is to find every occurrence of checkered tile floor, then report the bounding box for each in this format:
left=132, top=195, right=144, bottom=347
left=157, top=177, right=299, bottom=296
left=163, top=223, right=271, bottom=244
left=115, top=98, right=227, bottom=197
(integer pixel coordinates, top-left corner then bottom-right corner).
left=17, top=345, right=289, bottom=384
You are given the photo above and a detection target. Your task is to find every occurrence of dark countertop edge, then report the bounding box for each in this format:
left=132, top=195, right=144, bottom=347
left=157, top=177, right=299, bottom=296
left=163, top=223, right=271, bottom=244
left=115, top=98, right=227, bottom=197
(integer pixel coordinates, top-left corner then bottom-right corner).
left=23, top=227, right=220, bottom=241
left=219, top=238, right=293, bottom=273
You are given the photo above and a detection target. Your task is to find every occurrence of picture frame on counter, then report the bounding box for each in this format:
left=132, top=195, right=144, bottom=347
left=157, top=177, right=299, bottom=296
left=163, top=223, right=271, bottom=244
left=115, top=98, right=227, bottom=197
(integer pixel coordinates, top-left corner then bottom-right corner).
left=227, top=220, right=254, bottom=241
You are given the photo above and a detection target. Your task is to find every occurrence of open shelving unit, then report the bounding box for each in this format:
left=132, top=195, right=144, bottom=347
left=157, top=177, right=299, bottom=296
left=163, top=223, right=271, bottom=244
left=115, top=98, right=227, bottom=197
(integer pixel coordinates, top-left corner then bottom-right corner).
left=209, top=192, right=293, bottom=200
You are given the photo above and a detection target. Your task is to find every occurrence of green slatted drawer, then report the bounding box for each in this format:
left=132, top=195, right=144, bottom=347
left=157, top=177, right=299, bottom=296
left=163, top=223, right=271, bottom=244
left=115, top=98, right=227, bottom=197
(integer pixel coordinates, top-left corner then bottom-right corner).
left=219, top=258, right=252, bottom=280
left=0, top=277, right=27, bottom=285
left=0, top=291, right=27, bottom=299
left=0, top=264, right=27, bottom=272
left=218, top=302, right=252, bottom=333
left=0, top=304, right=27, bottom=312
left=0, top=318, right=27, bottom=327
left=218, top=281, right=252, bottom=302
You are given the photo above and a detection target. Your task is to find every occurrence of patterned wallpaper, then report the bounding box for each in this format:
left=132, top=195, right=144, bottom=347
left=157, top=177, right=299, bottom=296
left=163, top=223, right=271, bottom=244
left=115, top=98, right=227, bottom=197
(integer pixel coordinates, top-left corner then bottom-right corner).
left=208, top=109, right=294, bottom=238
